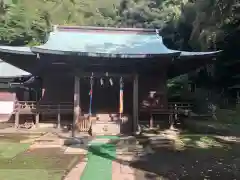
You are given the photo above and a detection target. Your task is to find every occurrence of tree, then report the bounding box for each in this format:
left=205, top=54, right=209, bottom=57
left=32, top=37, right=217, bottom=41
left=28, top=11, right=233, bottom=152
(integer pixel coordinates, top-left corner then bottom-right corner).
left=0, top=1, right=50, bottom=45
left=114, top=0, right=186, bottom=28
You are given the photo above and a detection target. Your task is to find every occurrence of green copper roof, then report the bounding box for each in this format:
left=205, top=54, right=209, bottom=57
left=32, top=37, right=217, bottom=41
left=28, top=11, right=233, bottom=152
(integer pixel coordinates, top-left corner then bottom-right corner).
left=31, top=26, right=179, bottom=58
left=0, top=26, right=221, bottom=58
left=0, top=59, right=30, bottom=77
left=31, top=26, right=221, bottom=57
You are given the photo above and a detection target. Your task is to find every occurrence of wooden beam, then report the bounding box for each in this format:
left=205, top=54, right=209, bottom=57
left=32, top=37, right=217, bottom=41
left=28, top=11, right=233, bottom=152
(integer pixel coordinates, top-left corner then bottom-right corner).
left=72, top=76, right=80, bottom=137
left=75, top=72, right=133, bottom=78
left=133, top=74, right=139, bottom=133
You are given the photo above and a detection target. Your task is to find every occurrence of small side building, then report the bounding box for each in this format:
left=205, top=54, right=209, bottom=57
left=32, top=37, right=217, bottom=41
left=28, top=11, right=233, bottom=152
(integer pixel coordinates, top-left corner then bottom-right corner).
left=0, top=59, right=30, bottom=122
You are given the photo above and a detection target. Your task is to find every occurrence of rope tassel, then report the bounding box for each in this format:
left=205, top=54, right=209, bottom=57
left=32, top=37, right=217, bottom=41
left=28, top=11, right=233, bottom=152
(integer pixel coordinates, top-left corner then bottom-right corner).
left=109, top=78, right=113, bottom=86
left=100, top=78, right=104, bottom=86
left=89, top=73, right=94, bottom=116
left=119, top=77, right=124, bottom=117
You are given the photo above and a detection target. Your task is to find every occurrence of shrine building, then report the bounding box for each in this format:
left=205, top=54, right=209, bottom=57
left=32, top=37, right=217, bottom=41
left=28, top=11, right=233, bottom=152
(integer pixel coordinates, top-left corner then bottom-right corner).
left=0, top=26, right=221, bottom=135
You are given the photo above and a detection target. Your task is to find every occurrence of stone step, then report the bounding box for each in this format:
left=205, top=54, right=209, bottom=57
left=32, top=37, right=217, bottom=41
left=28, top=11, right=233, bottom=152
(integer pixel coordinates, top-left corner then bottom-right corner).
left=150, top=139, right=174, bottom=144
left=117, top=139, right=138, bottom=145
left=20, top=137, right=39, bottom=143
left=88, top=138, right=112, bottom=144
left=116, top=143, right=143, bottom=148
left=33, top=139, right=64, bottom=145
left=150, top=144, right=173, bottom=148
left=30, top=144, right=62, bottom=149
left=64, top=145, right=88, bottom=155
left=116, top=151, right=137, bottom=155
left=149, top=136, right=172, bottom=141
left=151, top=143, right=174, bottom=148
left=116, top=146, right=143, bottom=153
left=149, top=135, right=169, bottom=139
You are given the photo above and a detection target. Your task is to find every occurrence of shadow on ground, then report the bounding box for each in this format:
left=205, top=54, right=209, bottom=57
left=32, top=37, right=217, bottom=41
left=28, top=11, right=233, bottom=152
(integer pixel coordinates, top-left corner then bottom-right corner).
left=67, top=131, right=240, bottom=180
left=131, top=144, right=240, bottom=179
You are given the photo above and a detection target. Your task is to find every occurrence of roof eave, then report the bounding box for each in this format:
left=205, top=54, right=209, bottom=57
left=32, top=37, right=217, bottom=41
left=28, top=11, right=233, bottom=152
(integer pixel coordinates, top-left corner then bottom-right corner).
left=0, top=46, right=35, bottom=55
left=31, top=46, right=180, bottom=58
left=179, top=50, right=223, bottom=59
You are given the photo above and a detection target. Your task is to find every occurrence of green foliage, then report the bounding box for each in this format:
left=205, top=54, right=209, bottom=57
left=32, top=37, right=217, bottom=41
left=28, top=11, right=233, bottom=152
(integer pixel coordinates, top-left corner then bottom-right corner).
left=162, top=0, right=240, bottom=51
left=0, top=1, right=49, bottom=45
left=0, top=0, right=187, bottom=44
left=0, top=0, right=238, bottom=50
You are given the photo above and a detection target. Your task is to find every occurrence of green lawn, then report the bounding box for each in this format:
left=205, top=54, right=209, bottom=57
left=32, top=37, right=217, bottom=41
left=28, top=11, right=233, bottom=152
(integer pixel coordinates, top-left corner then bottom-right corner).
left=0, top=136, right=80, bottom=180
left=0, top=142, right=30, bottom=158
left=0, top=170, right=62, bottom=180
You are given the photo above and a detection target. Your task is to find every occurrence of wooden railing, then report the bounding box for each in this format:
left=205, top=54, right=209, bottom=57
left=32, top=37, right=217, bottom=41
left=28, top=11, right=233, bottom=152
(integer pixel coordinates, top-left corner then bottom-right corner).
left=76, top=115, right=92, bottom=132
left=139, top=102, right=193, bottom=128
left=14, top=101, right=36, bottom=113
left=14, top=101, right=74, bottom=114
left=14, top=101, right=90, bottom=132
left=14, top=100, right=193, bottom=131
left=168, top=102, right=193, bottom=110
left=139, top=102, right=193, bottom=129
left=140, top=102, right=193, bottom=113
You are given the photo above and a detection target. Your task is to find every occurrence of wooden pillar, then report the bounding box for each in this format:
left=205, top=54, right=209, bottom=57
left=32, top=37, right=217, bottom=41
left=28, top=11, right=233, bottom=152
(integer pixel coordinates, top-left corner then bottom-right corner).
left=15, top=111, right=19, bottom=128
left=14, top=101, right=19, bottom=128
left=35, top=113, right=39, bottom=128
left=57, top=104, right=61, bottom=129
left=72, top=76, right=80, bottom=137
left=133, top=74, right=139, bottom=133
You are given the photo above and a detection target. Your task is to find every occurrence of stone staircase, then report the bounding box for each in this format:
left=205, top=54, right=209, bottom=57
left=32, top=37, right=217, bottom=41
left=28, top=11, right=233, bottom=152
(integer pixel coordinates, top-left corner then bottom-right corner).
left=115, top=136, right=145, bottom=156
left=149, top=136, right=175, bottom=150
left=140, top=129, right=180, bottom=150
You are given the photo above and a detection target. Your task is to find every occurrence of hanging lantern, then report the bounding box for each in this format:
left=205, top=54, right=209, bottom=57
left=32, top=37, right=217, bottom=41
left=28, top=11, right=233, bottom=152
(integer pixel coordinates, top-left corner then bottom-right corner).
left=119, top=77, right=124, bottom=116
left=89, top=73, right=94, bottom=116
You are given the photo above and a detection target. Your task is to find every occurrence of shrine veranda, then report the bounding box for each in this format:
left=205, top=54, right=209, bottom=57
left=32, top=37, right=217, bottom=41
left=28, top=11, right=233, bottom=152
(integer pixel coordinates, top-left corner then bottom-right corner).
left=0, top=26, right=221, bottom=135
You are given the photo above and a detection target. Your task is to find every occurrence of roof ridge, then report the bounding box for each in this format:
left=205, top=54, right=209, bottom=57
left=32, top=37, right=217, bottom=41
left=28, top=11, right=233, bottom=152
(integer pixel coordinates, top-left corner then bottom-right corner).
left=53, top=25, right=157, bottom=33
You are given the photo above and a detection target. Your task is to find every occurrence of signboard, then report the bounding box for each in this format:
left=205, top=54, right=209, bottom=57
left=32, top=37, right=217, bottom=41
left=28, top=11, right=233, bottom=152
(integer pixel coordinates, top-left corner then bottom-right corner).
left=0, top=92, right=15, bottom=114
left=0, top=101, right=14, bottom=114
